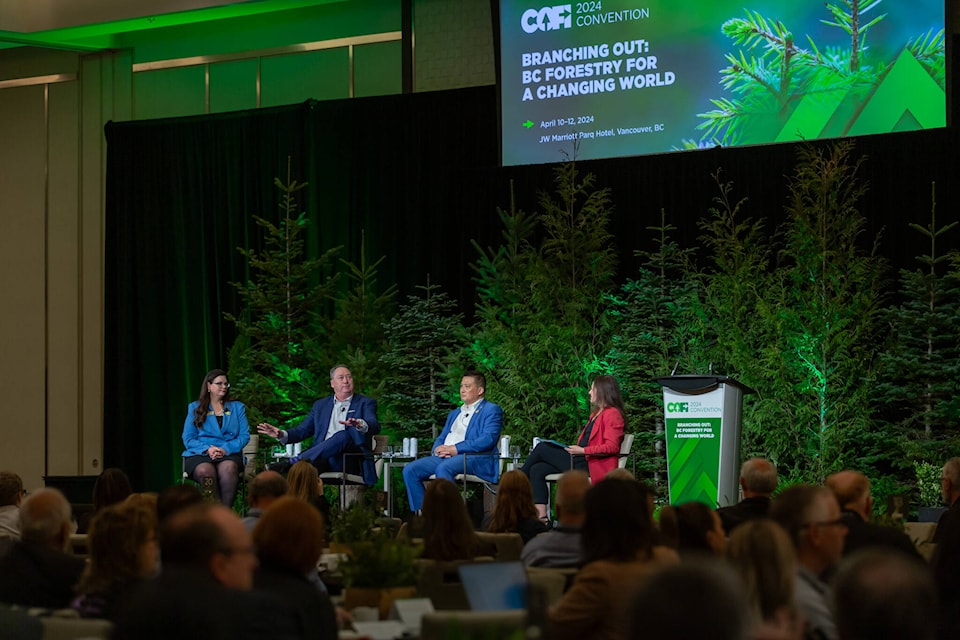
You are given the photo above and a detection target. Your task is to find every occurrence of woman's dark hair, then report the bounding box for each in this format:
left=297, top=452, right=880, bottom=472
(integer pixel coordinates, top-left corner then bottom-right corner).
left=92, top=468, right=133, bottom=513
left=421, top=479, right=478, bottom=561
left=487, top=470, right=538, bottom=534
left=193, top=368, right=232, bottom=427
left=581, top=478, right=655, bottom=564
left=591, top=375, right=626, bottom=424
left=77, top=501, right=157, bottom=595
left=658, top=501, right=717, bottom=554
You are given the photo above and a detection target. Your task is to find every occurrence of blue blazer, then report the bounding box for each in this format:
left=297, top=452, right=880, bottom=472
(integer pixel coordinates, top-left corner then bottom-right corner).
left=432, top=399, right=503, bottom=481
left=182, top=400, right=251, bottom=456
left=285, top=394, right=381, bottom=484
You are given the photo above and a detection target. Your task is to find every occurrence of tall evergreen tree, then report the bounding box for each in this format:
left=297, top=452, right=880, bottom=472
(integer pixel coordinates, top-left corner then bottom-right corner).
left=606, top=210, right=703, bottom=482
left=225, top=165, right=340, bottom=429
left=876, top=183, right=960, bottom=463
left=379, top=280, right=465, bottom=442
left=470, top=163, right=617, bottom=445
left=772, top=142, right=886, bottom=481
left=326, top=230, right=397, bottom=396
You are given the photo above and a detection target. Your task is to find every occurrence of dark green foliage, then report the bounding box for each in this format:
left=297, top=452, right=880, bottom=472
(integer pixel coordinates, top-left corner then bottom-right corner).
left=380, top=281, right=465, bottom=442
left=875, top=184, right=960, bottom=467
left=606, top=210, right=705, bottom=480
left=694, top=173, right=780, bottom=466
left=771, top=142, right=886, bottom=481
left=326, top=230, right=398, bottom=396
left=470, top=163, right=617, bottom=446
left=225, top=165, right=340, bottom=429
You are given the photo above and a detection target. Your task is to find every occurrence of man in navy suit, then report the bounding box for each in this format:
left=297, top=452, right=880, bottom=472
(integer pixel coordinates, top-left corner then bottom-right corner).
left=402, top=371, right=503, bottom=512
left=257, top=365, right=380, bottom=484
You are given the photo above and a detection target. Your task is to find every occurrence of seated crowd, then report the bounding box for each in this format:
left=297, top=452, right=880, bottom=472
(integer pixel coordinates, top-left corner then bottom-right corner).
left=1, top=455, right=958, bottom=640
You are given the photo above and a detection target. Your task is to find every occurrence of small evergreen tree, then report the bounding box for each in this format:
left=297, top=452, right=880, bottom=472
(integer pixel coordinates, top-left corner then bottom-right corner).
left=380, top=280, right=465, bottom=442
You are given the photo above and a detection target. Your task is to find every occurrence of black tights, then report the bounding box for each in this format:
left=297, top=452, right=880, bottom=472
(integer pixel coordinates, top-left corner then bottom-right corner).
left=193, top=460, right=240, bottom=507
left=520, top=443, right=587, bottom=504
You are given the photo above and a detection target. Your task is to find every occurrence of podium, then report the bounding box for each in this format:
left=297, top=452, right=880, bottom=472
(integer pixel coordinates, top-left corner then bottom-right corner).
left=655, top=375, right=754, bottom=508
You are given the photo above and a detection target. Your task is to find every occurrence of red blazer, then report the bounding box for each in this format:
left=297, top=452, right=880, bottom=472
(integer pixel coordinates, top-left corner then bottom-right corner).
left=577, top=407, right=625, bottom=480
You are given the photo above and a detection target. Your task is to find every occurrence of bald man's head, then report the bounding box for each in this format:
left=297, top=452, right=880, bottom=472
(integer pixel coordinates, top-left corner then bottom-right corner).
left=556, top=470, right=591, bottom=525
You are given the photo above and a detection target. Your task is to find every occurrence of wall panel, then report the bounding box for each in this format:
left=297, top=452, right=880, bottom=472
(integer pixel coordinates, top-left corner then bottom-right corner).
left=261, top=48, right=349, bottom=107
left=46, top=79, right=82, bottom=476
left=134, top=66, right=206, bottom=120
left=0, top=85, right=49, bottom=491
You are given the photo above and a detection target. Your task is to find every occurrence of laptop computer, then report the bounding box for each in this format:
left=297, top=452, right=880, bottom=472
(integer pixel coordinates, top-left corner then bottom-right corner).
left=458, top=561, right=528, bottom=611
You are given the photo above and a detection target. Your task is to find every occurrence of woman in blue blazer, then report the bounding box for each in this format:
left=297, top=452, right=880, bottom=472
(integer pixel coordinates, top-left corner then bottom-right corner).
left=182, top=369, right=250, bottom=507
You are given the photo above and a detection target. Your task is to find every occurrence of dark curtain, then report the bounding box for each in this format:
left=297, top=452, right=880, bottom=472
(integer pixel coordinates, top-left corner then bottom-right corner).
left=105, top=85, right=959, bottom=492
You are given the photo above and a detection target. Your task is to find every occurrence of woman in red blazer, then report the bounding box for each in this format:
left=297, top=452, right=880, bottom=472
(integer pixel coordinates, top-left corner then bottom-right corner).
left=521, top=375, right=626, bottom=521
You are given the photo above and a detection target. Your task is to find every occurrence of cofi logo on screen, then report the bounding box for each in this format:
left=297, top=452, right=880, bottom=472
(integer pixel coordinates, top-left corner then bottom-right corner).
left=521, top=5, right=572, bottom=33
left=667, top=402, right=689, bottom=412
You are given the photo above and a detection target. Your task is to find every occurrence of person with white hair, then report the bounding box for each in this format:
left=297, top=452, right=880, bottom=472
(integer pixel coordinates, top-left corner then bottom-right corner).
left=0, top=488, right=86, bottom=608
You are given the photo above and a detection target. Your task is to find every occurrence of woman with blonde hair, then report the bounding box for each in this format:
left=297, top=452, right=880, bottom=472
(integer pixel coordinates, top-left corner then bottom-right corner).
left=286, top=460, right=331, bottom=530
left=726, top=518, right=803, bottom=639
left=484, top=470, right=548, bottom=543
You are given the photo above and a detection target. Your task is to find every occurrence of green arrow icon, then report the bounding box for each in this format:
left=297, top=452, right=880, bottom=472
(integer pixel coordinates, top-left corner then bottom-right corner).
left=522, top=120, right=534, bottom=129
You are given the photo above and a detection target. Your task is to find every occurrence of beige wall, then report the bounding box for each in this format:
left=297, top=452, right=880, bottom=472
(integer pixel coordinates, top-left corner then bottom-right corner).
left=0, top=1, right=495, bottom=491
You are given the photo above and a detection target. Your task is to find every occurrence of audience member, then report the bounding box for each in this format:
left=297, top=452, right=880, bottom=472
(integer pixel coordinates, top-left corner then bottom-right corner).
left=770, top=485, right=847, bottom=640
left=402, top=371, right=503, bottom=512
left=420, top=479, right=487, bottom=562
left=932, top=456, right=960, bottom=639
left=78, top=467, right=133, bottom=534
left=0, top=488, right=86, bottom=608
left=522, top=376, right=626, bottom=521
left=831, top=548, right=938, bottom=640
left=825, top=470, right=920, bottom=559
left=549, top=478, right=678, bottom=640
left=156, top=483, right=204, bottom=525
left=626, top=559, right=751, bottom=640
left=484, top=470, right=549, bottom=543
left=242, top=470, right=288, bottom=532
left=286, top=461, right=331, bottom=531
left=522, top=470, right=591, bottom=568
left=716, top=457, right=777, bottom=535
left=726, top=518, right=803, bottom=639
left=252, top=496, right=337, bottom=639
left=72, top=501, right=158, bottom=620
left=113, top=503, right=296, bottom=640
left=657, top=501, right=726, bottom=556
left=0, top=471, right=24, bottom=540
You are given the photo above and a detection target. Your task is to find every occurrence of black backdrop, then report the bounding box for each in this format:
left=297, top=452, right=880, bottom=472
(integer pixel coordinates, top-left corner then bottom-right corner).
left=104, top=84, right=959, bottom=492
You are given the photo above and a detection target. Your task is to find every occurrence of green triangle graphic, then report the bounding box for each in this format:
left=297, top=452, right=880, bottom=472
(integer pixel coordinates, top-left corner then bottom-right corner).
left=847, top=50, right=945, bottom=136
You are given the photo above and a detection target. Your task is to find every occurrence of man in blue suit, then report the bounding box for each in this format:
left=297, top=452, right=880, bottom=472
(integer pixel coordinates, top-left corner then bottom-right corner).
left=257, top=365, right=380, bottom=484
left=402, top=371, right=503, bottom=512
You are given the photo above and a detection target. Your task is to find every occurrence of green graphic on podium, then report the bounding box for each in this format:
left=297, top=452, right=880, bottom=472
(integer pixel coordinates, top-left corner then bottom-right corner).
left=656, top=375, right=754, bottom=507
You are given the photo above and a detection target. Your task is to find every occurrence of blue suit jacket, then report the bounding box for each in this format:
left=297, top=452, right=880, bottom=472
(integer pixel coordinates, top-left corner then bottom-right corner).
left=182, top=400, right=251, bottom=456
left=432, top=399, right=503, bottom=480
left=286, top=394, right=380, bottom=484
